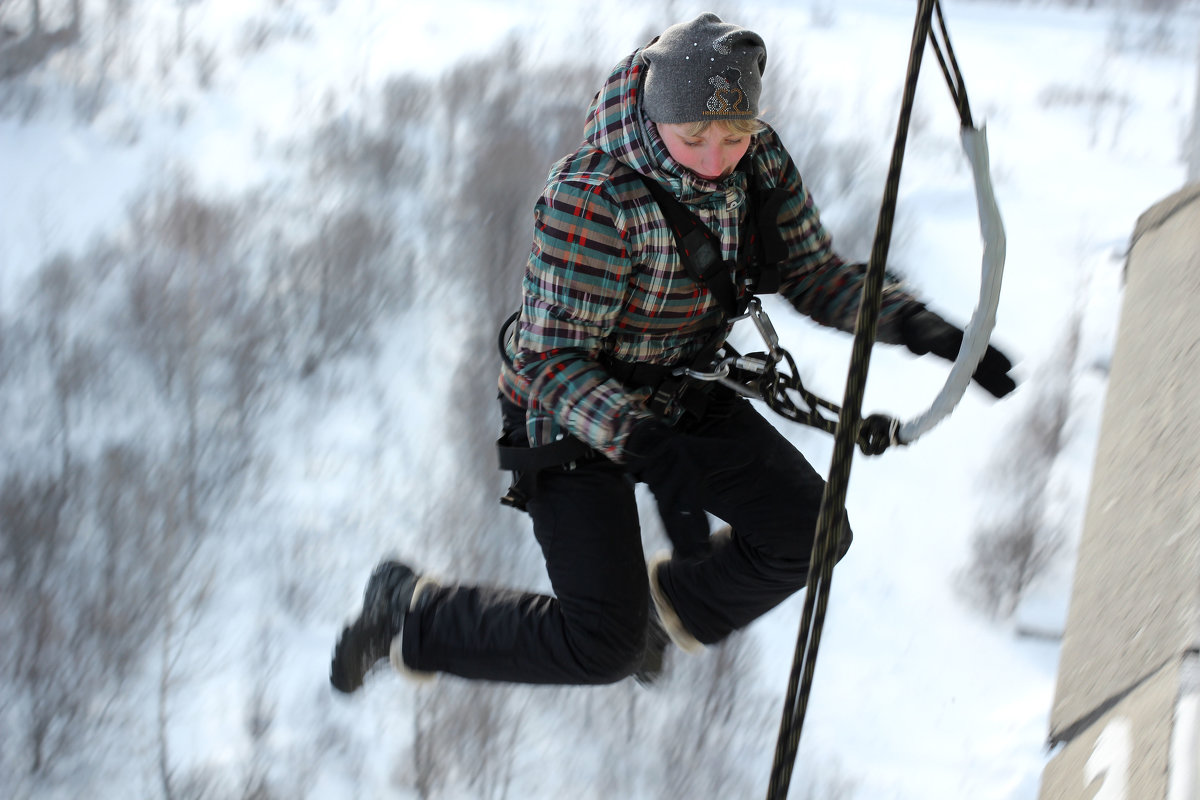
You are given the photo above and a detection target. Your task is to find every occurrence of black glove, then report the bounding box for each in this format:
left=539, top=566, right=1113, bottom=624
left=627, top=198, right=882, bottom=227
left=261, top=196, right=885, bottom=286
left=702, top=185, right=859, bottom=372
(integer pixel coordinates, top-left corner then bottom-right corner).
left=901, top=308, right=1017, bottom=398
left=624, top=419, right=714, bottom=560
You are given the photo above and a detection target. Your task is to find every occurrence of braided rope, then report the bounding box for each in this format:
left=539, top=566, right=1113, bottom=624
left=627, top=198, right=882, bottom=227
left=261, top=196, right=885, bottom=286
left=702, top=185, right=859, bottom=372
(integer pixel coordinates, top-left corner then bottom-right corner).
left=764, top=2, right=939, bottom=796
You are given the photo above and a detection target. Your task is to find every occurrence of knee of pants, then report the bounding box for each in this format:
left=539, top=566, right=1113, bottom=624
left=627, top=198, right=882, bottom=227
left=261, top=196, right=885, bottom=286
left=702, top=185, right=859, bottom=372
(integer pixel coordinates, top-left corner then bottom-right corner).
left=566, top=606, right=648, bottom=685
left=754, top=511, right=855, bottom=566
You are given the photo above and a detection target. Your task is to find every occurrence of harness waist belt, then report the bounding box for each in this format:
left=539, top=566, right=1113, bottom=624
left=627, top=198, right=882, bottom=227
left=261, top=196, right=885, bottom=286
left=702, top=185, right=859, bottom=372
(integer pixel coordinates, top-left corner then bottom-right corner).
left=496, top=432, right=596, bottom=473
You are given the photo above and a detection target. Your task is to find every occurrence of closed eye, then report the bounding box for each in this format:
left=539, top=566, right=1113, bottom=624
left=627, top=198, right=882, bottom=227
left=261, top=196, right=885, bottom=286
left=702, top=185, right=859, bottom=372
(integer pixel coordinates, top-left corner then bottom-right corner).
left=682, top=138, right=746, bottom=147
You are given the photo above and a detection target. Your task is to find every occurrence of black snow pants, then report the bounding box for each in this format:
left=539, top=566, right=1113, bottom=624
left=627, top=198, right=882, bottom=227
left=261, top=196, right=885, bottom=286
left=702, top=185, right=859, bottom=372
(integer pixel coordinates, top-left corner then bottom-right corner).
left=399, top=390, right=851, bottom=684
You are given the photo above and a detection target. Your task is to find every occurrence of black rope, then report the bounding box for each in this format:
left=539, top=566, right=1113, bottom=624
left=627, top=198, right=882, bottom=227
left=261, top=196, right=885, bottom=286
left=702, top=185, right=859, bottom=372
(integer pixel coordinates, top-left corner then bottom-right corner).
left=758, top=350, right=840, bottom=434
left=764, top=1, right=940, bottom=797
left=930, top=1, right=973, bottom=127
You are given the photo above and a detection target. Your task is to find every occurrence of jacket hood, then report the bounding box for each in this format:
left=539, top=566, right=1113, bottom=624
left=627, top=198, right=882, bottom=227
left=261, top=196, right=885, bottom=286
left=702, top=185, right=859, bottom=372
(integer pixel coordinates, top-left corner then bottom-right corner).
left=582, top=48, right=753, bottom=205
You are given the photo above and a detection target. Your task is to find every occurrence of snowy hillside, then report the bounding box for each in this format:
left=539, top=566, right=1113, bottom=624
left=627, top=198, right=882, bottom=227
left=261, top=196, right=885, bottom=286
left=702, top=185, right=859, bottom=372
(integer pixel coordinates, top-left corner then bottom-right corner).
left=1, top=1, right=1197, bottom=798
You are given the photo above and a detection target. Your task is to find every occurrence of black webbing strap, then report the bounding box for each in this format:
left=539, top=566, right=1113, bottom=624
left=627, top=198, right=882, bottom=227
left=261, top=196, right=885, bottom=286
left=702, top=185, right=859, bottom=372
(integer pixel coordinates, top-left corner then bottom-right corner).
left=751, top=184, right=787, bottom=294
left=635, top=159, right=795, bottom=314
left=636, top=175, right=743, bottom=317
left=496, top=431, right=599, bottom=511
left=599, top=356, right=672, bottom=390
left=495, top=433, right=595, bottom=473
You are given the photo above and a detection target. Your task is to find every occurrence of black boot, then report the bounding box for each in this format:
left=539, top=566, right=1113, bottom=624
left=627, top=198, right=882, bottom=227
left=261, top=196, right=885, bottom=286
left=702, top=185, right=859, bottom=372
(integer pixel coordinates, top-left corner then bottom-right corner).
left=330, top=560, right=418, bottom=694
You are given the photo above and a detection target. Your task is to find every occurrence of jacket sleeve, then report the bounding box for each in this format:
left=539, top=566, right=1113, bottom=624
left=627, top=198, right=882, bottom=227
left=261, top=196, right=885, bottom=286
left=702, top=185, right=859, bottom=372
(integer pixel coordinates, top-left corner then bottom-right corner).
left=512, top=176, right=653, bottom=459
left=761, top=132, right=919, bottom=344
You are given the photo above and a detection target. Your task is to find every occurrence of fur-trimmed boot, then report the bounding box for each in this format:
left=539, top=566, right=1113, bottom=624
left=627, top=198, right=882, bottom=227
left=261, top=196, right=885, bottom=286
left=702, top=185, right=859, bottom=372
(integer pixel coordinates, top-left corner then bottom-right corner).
left=647, top=551, right=703, bottom=654
left=330, top=560, right=419, bottom=694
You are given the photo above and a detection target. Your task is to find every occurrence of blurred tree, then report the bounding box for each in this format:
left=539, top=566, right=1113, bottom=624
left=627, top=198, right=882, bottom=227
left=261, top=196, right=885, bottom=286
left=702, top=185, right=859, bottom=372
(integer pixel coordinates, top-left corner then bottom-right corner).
left=958, top=311, right=1080, bottom=618
left=0, top=0, right=80, bottom=79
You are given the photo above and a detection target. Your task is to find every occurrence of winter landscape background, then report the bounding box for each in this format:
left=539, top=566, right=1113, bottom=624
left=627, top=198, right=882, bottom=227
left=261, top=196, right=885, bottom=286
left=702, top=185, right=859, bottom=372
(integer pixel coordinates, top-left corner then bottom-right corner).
left=2, top=0, right=1198, bottom=798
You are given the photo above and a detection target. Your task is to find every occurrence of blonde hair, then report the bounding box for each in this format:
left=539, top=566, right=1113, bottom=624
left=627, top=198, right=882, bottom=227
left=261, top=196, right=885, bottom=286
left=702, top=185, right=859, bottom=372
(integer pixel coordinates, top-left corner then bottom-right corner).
left=677, top=118, right=768, bottom=137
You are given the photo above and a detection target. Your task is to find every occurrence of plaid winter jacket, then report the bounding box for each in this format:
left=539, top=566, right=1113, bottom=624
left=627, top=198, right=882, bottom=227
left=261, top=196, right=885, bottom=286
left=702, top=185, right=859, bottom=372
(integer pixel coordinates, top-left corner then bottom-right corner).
left=498, top=49, right=919, bottom=461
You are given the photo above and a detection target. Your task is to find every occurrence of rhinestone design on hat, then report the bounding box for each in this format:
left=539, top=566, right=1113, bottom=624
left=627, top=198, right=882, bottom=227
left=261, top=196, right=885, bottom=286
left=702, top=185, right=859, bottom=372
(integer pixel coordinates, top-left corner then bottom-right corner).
left=703, top=69, right=751, bottom=116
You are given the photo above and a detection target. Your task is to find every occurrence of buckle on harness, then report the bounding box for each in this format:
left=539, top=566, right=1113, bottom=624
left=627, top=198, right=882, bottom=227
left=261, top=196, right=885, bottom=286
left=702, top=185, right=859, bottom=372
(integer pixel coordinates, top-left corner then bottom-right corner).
left=499, top=483, right=529, bottom=512
left=648, top=375, right=713, bottom=421
left=496, top=431, right=599, bottom=512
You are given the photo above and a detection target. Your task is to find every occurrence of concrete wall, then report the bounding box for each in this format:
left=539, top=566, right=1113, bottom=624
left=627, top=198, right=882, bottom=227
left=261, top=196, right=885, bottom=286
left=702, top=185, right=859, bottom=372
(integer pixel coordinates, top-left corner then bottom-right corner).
left=1189, top=53, right=1200, bottom=184
left=1040, top=183, right=1200, bottom=799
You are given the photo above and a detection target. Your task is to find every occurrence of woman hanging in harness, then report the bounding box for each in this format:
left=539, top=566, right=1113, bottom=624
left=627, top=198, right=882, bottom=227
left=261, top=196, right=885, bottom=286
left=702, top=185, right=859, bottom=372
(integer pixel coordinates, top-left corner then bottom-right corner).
left=330, top=13, right=1016, bottom=692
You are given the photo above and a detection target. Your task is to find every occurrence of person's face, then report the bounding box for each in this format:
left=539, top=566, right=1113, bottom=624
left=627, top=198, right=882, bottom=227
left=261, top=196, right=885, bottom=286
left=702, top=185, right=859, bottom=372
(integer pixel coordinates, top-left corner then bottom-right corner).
left=657, top=122, right=752, bottom=182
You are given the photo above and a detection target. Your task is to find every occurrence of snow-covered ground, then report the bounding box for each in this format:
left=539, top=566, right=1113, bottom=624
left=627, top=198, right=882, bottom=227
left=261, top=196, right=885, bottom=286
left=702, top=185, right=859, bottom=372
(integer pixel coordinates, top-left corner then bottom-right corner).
left=2, top=1, right=1197, bottom=798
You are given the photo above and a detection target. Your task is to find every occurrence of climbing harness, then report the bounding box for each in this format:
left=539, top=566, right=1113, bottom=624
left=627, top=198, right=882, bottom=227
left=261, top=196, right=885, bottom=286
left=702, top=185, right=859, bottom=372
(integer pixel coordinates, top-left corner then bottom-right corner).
left=494, top=156, right=803, bottom=504
left=764, top=1, right=1005, bottom=797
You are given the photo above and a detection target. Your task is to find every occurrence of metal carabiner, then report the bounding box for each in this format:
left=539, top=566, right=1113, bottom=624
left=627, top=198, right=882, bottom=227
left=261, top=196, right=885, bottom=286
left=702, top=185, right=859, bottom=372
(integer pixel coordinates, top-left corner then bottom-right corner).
left=740, top=298, right=784, bottom=364
left=674, top=360, right=732, bottom=382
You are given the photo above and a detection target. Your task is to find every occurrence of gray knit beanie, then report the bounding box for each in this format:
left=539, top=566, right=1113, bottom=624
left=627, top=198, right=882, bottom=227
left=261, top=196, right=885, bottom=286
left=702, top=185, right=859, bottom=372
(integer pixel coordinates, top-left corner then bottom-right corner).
left=641, top=13, right=767, bottom=124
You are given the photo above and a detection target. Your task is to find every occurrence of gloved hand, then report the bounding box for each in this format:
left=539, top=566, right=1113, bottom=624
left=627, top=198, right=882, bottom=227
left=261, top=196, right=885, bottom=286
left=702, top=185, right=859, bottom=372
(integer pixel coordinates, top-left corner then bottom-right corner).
left=624, top=419, right=713, bottom=560
left=901, top=308, right=1017, bottom=398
